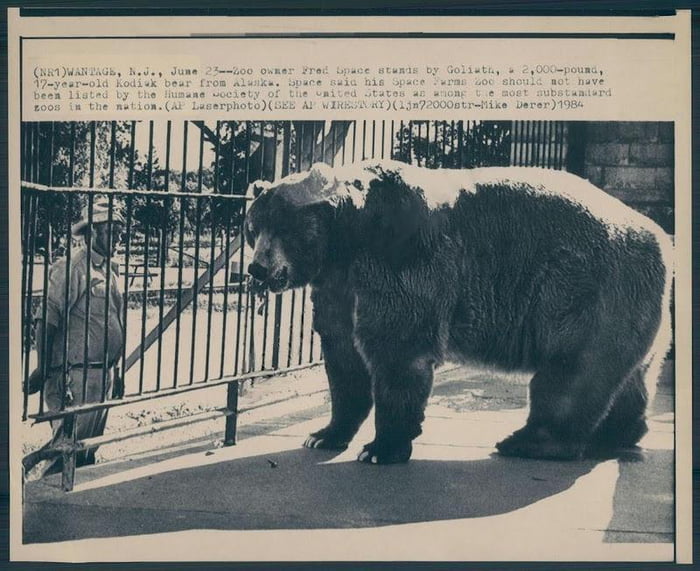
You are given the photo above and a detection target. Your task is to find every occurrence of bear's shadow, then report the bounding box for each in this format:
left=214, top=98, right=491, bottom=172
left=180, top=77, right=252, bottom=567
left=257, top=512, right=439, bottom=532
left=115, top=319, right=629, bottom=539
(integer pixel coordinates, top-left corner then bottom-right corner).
left=24, top=447, right=599, bottom=543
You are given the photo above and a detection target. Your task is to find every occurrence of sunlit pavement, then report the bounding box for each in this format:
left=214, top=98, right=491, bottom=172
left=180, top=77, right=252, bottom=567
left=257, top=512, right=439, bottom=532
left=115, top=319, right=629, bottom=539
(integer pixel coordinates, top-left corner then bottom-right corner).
left=19, top=364, right=674, bottom=562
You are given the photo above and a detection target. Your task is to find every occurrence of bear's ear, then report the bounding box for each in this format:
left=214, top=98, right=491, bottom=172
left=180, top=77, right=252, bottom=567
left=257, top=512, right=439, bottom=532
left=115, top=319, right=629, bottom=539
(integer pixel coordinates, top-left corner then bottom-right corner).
left=247, top=180, right=272, bottom=199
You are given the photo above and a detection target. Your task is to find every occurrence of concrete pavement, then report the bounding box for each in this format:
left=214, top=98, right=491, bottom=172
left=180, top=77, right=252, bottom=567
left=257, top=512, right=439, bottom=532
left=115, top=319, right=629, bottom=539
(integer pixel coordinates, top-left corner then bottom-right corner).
left=18, top=364, right=675, bottom=562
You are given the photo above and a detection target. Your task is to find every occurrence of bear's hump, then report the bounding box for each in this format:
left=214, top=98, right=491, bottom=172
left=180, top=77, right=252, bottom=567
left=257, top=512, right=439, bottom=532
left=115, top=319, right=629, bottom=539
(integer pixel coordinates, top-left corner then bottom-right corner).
left=467, top=167, right=670, bottom=239
left=338, top=161, right=668, bottom=245
left=330, top=159, right=476, bottom=210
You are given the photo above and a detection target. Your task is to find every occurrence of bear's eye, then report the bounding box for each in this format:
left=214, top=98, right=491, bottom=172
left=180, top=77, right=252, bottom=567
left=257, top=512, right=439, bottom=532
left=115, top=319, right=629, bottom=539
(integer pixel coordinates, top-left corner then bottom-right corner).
left=244, top=221, right=256, bottom=246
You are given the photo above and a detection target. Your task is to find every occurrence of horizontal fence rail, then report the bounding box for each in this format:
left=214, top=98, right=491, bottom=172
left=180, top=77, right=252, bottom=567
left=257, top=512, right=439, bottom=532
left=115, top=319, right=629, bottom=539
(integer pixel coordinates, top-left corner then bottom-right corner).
left=20, top=119, right=569, bottom=489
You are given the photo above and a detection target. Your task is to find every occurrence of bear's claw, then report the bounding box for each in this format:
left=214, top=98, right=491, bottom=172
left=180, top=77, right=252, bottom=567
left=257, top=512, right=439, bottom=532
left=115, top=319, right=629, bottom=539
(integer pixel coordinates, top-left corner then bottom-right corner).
left=357, top=451, right=379, bottom=464
left=357, top=440, right=412, bottom=464
left=302, top=432, right=350, bottom=450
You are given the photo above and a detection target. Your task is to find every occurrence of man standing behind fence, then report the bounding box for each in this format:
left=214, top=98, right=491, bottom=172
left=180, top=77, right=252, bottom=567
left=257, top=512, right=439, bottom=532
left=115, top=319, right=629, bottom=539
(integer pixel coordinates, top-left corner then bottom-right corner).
left=28, top=199, right=125, bottom=470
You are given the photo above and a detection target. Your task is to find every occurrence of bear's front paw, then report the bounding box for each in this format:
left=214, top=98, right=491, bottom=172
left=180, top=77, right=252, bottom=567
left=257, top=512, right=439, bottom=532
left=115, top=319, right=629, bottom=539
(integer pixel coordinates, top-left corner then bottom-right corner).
left=303, top=426, right=352, bottom=450
left=496, top=426, right=583, bottom=460
left=357, top=439, right=412, bottom=464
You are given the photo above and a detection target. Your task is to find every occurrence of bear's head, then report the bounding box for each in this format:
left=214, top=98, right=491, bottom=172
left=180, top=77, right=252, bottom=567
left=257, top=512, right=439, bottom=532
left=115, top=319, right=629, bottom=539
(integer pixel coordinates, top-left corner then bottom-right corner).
left=244, top=164, right=335, bottom=292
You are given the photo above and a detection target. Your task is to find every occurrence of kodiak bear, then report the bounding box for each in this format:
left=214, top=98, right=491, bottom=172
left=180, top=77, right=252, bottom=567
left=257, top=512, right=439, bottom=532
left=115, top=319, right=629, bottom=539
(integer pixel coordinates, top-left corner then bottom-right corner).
left=245, top=160, right=672, bottom=464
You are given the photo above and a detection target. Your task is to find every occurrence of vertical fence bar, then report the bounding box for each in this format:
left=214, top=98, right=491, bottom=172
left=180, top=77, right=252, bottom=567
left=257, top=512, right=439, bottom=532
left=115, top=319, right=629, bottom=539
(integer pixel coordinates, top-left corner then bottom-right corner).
left=21, top=191, right=36, bottom=419
left=189, top=127, right=205, bottom=385
left=156, top=121, right=172, bottom=390
left=234, top=200, right=247, bottom=376
left=245, top=122, right=256, bottom=374
left=101, top=195, right=115, bottom=402
left=242, top=280, right=251, bottom=373
left=219, top=121, right=236, bottom=377
left=260, top=122, right=275, bottom=369
left=39, top=182, right=51, bottom=413
left=219, top=200, right=234, bottom=377
left=101, top=121, right=117, bottom=402
left=59, top=124, right=76, bottom=414
left=360, top=120, right=367, bottom=161
left=19, top=126, right=28, bottom=365
left=138, top=121, right=155, bottom=393
left=81, top=194, right=94, bottom=400
left=82, top=120, right=98, bottom=412
left=121, top=122, right=136, bottom=393
left=270, top=123, right=291, bottom=369
left=173, top=121, right=188, bottom=387
left=440, top=121, right=446, bottom=167
left=341, top=121, right=348, bottom=165
left=329, top=120, right=336, bottom=165
left=518, top=121, right=526, bottom=167
left=20, top=189, right=29, bottom=419
left=298, top=287, right=306, bottom=366
left=352, top=121, right=357, bottom=163
left=31, top=123, right=39, bottom=183
left=204, top=121, right=221, bottom=382
left=109, top=121, right=116, bottom=188
left=306, top=123, right=318, bottom=363
left=557, top=122, right=566, bottom=170
left=59, top=193, right=73, bottom=413
left=224, top=381, right=239, bottom=446
left=380, top=120, right=386, bottom=160
left=204, top=195, right=217, bottom=380
left=20, top=126, right=28, bottom=384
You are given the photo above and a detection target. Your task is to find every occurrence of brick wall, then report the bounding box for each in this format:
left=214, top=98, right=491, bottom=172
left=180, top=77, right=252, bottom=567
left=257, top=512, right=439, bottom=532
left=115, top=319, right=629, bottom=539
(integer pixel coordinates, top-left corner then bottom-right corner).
left=579, top=122, right=674, bottom=234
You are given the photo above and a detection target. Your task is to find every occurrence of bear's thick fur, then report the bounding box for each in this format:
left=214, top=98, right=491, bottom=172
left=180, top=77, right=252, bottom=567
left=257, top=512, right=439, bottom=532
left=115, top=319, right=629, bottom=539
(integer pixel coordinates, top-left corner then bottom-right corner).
left=245, top=160, right=672, bottom=464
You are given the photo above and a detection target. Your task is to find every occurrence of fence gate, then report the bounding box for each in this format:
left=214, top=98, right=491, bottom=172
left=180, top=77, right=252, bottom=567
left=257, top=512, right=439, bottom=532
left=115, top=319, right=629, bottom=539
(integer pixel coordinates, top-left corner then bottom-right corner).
left=20, top=119, right=570, bottom=490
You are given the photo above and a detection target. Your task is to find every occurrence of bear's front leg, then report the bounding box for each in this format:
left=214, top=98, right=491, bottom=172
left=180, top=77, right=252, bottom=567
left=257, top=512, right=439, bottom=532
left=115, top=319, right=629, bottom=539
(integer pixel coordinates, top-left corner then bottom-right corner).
left=357, top=355, right=435, bottom=464
left=303, top=332, right=373, bottom=450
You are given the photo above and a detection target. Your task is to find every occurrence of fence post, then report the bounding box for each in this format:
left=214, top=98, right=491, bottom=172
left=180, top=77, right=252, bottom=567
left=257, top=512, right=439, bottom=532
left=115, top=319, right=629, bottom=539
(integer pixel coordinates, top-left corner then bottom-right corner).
left=60, top=414, right=77, bottom=492
left=565, top=122, right=587, bottom=176
left=224, top=382, right=239, bottom=446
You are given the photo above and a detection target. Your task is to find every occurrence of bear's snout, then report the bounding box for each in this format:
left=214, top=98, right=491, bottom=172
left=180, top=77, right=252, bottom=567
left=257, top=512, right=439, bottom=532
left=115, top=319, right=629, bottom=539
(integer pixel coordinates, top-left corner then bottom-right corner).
left=248, top=262, right=289, bottom=291
left=248, top=262, right=269, bottom=282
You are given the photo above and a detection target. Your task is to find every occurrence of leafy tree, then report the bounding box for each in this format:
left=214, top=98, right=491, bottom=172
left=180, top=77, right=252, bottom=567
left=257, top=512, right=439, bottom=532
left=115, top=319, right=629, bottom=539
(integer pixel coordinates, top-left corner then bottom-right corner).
left=393, top=120, right=512, bottom=168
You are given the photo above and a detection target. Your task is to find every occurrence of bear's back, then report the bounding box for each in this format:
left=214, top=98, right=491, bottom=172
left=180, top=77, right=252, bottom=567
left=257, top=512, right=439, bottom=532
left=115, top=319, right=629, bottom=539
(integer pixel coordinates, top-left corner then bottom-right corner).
left=330, top=160, right=670, bottom=256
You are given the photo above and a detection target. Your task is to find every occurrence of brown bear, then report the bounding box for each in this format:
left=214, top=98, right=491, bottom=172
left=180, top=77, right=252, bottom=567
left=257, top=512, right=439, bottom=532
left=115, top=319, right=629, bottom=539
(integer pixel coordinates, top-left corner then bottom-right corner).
left=245, top=160, right=672, bottom=464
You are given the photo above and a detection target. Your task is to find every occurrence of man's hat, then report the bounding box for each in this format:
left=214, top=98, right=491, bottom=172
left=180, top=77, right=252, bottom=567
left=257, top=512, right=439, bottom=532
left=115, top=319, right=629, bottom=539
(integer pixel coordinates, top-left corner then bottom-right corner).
left=72, top=199, right=125, bottom=236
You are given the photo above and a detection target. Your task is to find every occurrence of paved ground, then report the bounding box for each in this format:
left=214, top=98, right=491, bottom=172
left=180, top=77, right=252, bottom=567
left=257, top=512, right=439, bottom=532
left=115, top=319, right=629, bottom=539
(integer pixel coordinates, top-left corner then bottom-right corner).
left=17, top=364, right=675, bottom=562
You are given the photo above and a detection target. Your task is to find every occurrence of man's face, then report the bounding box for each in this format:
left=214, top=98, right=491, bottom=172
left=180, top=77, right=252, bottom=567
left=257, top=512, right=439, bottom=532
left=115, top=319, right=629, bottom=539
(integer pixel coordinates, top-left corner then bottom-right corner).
left=91, top=222, right=124, bottom=257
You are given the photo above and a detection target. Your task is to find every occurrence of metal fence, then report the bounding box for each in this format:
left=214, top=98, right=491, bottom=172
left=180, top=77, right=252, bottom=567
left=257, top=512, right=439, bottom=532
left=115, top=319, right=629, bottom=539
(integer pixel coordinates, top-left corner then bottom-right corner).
left=20, top=119, right=570, bottom=489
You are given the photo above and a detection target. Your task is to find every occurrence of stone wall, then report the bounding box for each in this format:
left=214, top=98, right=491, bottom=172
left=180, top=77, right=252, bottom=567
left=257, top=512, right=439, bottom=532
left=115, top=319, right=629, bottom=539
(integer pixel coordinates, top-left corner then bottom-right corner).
left=579, top=122, right=674, bottom=234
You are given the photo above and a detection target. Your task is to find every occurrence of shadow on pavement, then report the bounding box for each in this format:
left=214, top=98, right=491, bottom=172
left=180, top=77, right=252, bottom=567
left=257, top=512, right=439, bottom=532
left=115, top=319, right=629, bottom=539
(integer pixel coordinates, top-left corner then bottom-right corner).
left=24, top=447, right=599, bottom=544
left=604, top=449, right=674, bottom=543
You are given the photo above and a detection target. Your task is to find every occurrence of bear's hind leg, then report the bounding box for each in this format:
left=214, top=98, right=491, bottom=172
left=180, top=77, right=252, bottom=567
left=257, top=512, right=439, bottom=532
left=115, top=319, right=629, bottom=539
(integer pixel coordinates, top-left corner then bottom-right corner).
left=497, top=350, right=636, bottom=460
left=303, top=333, right=372, bottom=450
left=587, top=365, right=649, bottom=456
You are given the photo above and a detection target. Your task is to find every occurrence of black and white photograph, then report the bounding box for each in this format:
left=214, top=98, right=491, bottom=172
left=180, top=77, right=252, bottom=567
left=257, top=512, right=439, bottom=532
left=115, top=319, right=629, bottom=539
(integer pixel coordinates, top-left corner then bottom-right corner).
left=17, top=117, right=677, bottom=552
left=8, top=10, right=691, bottom=564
